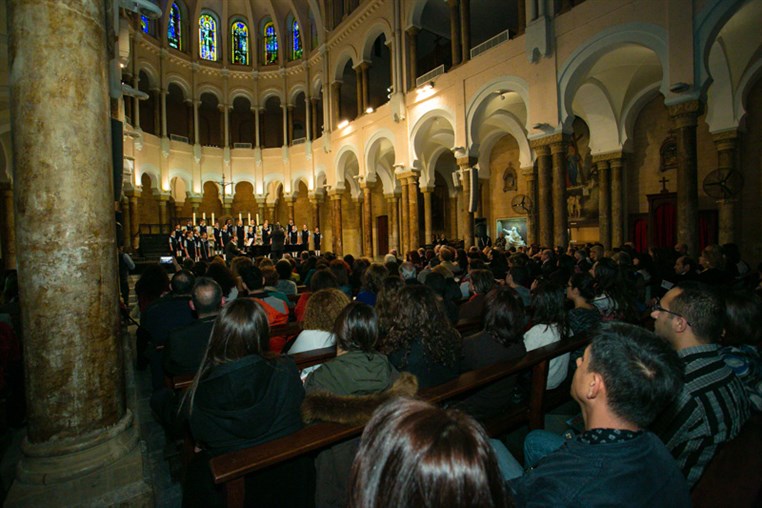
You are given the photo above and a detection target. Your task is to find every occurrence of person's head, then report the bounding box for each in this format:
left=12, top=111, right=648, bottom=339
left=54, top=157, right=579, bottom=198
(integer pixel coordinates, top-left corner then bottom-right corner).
left=238, top=264, right=264, bottom=291
left=376, top=276, right=406, bottom=334
left=309, top=269, right=339, bottom=292
left=674, top=255, right=695, bottom=275
left=573, top=322, right=683, bottom=429
left=303, top=288, right=351, bottom=332
left=261, top=266, right=279, bottom=287
left=507, top=266, right=531, bottom=289
left=334, top=301, right=379, bottom=353
left=348, top=398, right=509, bottom=508
left=699, top=244, right=724, bottom=270
left=399, top=261, right=417, bottom=281
left=674, top=243, right=688, bottom=257
left=484, top=286, right=526, bottom=347
left=190, top=277, right=223, bottom=316
left=363, top=263, right=389, bottom=294
left=431, top=264, right=454, bottom=281
left=275, top=259, right=293, bottom=280
left=170, top=270, right=195, bottom=295
left=328, top=259, right=351, bottom=287
left=469, top=269, right=496, bottom=296
left=651, top=282, right=723, bottom=347
left=230, top=256, right=253, bottom=279
left=530, top=279, right=566, bottom=326
left=439, top=247, right=454, bottom=262
left=567, top=272, right=596, bottom=302
left=205, top=262, right=237, bottom=297
left=722, top=290, right=762, bottom=347
left=589, top=244, right=604, bottom=262
left=381, top=285, right=460, bottom=368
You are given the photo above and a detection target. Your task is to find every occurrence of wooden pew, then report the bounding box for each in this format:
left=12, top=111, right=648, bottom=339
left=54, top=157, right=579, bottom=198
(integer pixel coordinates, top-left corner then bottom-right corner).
left=209, top=334, right=590, bottom=507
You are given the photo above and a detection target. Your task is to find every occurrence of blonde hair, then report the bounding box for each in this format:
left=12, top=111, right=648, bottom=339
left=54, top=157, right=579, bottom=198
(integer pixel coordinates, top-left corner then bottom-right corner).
left=303, top=288, right=351, bottom=331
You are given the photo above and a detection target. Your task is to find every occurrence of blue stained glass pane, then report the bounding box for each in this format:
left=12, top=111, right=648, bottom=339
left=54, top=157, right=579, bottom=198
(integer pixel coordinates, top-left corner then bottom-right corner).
left=168, top=3, right=181, bottom=49
left=232, top=21, right=249, bottom=65
left=199, top=14, right=217, bottom=61
left=264, top=22, right=278, bottom=64
left=292, top=20, right=302, bottom=60
left=141, top=15, right=150, bottom=34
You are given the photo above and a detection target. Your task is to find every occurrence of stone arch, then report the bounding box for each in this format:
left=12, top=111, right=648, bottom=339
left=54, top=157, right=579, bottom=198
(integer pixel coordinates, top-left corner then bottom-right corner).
left=694, top=0, right=748, bottom=96
left=331, top=46, right=359, bottom=82
left=166, top=74, right=192, bottom=99
left=196, top=84, right=224, bottom=103
left=137, top=164, right=160, bottom=190
left=136, top=61, right=159, bottom=88
left=229, top=87, right=256, bottom=106
left=360, top=20, right=393, bottom=61
left=259, top=87, right=285, bottom=104
left=409, top=108, right=456, bottom=173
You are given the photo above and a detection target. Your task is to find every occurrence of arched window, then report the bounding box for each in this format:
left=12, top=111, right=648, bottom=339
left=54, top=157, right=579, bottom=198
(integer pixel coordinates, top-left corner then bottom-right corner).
left=263, top=21, right=278, bottom=65
left=291, top=19, right=303, bottom=60
left=199, top=13, right=218, bottom=61
left=231, top=21, right=249, bottom=65
left=167, top=2, right=182, bottom=50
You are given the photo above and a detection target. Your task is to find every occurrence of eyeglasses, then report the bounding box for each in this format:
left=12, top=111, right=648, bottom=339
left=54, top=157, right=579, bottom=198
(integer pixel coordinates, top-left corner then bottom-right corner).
left=652, top=300, right=692, bottom=327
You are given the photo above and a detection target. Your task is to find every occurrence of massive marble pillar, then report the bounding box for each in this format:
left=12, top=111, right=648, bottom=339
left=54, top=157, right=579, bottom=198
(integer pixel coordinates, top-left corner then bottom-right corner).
left=448, top=0, right=462, bottom=67
left=399, top=175, right=410, bottom=253
left=0, top=183, right=16, bottom=269
left=385, top=193, right=399, bottom=253
left=610, top=156, right=625, bottom=248
left=713, top=130, right=738, bottom=245
left=668, top=100, right=700, bottom=255
left=362, top=183, right=373, bottom=257
left=422, top=188, right=433, bottom=245
left=329, top=190, right=343, bottom=255
left=594, top=157, right=611, bottom=249
left=530, top=140, right=553, bottom=247
left=7, top=0, right=142, bottom=502
left=521, top=165, right=537, bottom=245
left=550, top=137, right=568, bottom=248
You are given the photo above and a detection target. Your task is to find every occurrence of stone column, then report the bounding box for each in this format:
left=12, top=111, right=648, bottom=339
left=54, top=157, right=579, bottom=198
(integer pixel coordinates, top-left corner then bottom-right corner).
left=331, top=81, right=342, bottom=128
left=397, top=175, right=410, bottom=257
left=254, top=108, right=262, bottom=148
left=132, top=74, right=141, bottom=130
left=449, top=195, right=458, bottom=241
left=385, top=193, right=399, bottom=254
left=127, top=190, right=140, bottom=250
left=121, top=195, right=132, bottom=251
left=712, top=130, right=738, bottom=244
left=407, top=27, right=419, bottom=89
left=668, top=100, right=701, bottom=255
left=265, top=204, right=274, bottom=223
left=285, top=195, right=296, bottom=225
left=422, top=187, right=433, bottom=245
left=0, top=183, right=17, bottom=269
left=360, top=62, right=370, bottom=112
left=157, top=193, right=170, bottom=230
left=309, top=195, right=321, bottom=229
left=460, top=0, right=471, bottom=64
left=457, top=162, right=474, bottom=248
left=550, top=137, right=568, bottom=248
left=256, top=198, right=266, bottom=225
left=595, top=157, right=611, bottom=250
left=352, top=195, right=364, bottom=256
left=287, top=105, right=294, bottom=145
left=7, top=0, right=141, bottom=501
left=518, top=165, right=535, bottom=244
left=361, top=182, right=373, bottom=257
left=193, top=99, right=200, bottom=145
left=281, top=104, right=288, bottom=147
left=610, top=157, right=624, bottom=248
left=330, top=190, right=343, bottom=256
left=310, top=98, right=319, bottom=140
left=152, top=88, right=160, bottom=134
left=160, top=88, right=168, bottom=138
left=448, top=0, right=462, bottom=67
left=530, top=140, right=553, bottom=247
left=354, top=66, right=363, bottom=118
left=401, top=174, right=420, bottom=250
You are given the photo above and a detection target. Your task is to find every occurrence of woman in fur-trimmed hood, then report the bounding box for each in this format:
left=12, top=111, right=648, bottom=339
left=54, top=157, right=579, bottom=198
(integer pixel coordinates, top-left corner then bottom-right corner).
left=301, top=302, right=418, bottom=507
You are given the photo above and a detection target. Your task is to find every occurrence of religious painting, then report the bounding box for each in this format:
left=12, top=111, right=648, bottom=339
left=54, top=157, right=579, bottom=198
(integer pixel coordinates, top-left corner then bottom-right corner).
left=566, top=117, right=598, bottom=223
left=496, top=217, right=527, bottom=249
left=502, top=163, right=517, bottom=192
left=660, top=132, right=678, bottom=172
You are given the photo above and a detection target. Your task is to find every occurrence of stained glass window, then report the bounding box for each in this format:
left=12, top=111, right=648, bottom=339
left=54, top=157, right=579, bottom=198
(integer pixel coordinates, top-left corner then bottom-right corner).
left=199, top=13, right=217, bottom=61
left=291, top=20, right=303, bottom=60
left=141, top=15, right=150, bottom=34
left=168, top=3, right=182, bottom=50
left=231, top=21, right=249, bottom=65
left=264, top=21, right=278, bottom=65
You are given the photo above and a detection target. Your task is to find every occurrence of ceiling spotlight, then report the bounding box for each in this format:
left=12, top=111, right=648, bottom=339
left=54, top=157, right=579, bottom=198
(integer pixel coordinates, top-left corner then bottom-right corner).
left=337, top=119, right=349, bottom=129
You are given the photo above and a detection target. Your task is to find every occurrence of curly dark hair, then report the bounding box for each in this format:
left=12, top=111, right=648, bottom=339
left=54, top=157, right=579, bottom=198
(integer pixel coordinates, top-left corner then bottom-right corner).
left=376, top=276, right=405, bottom=336
left=381, top=285, right=461, bottom=368
left=362, top=263, right=389, bottom=294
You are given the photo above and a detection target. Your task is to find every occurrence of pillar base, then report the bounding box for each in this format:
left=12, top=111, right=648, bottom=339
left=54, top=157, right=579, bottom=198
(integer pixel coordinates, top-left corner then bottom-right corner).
left=5, top=435, right=151, bottom=507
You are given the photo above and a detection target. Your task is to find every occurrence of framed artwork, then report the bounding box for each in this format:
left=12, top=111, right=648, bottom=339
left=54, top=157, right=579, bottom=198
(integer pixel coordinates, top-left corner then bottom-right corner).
left=496, top=217, right=527, bottom=248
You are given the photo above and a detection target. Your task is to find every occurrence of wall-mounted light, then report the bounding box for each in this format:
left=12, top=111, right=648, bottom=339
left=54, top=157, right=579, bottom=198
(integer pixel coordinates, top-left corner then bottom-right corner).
left=337, top=119, right=349, bottom=129
left=365, top=106, right=375, bottom=114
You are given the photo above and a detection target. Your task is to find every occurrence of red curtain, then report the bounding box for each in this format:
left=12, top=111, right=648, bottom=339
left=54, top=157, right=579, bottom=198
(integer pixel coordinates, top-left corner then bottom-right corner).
left=654, top=202, right=676, bottom=248
left=698, top=211, right=718, bottom=251
left=632, top=218, right=648, bottom=253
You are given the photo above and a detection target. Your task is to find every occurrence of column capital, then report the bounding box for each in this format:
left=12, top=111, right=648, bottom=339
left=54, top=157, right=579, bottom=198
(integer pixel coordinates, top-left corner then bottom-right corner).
left=712, top=129, right=738, bottom=150
left=667, top=100, right=702, bottom=128
left=520, top=165, right=535, bottom=179
left=529, top=132, right=565, bottom=150
left=608, top=157, right=624, bottom=170
left=591, top=150, right=624, bottom=164
left=384, top=192, right=399, bottom=201
left=328, top=188, right=344, bottom=199
left=406, top=26, right=420, bottom=36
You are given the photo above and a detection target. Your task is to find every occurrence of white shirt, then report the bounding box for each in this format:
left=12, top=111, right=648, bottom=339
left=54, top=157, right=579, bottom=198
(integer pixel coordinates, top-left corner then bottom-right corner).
left=523, top=323, right=570, bottom=390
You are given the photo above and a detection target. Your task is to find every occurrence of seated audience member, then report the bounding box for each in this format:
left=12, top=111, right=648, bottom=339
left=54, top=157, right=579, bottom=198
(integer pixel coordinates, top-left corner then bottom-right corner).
left=274, top=259, right=298, bottom=295
left=398, top=261, right=419, bottom=285
left=523, top=279, right=569, bottom=390
left=458, top=269, right=496, bottom=323
left=356, top=263, right=389, bottom=306
left=134, top=263, right=170, bottom=313
left=238, top=265, right=290, bottom=353
left=673, top=255, right=698, bottom=283
left=163, top=277, right=224, bottom=376
left=566, top=272, right=602, bottom=336
left=719, top=290, right=762, bottom=411
left=294, top=269, right=339, bottom=322
left=140, top=270, right=196, bottom=389
left=456, top=287, right=527, bottom=420
left=651, top=282, right=751, bottom=487
left=183, top=298, right=311, bottom=507
left=301, top=302, right=414, bottom=507
left=697, top=244, right=728, bottom=287
left=497, top=322, right=690, bottom=507
left=381, top=285, right=461, bottom=388
left=205, top=261, right=238, bottom=301
left=328, top=259, right=353, bottom=297
left=375, top=276, right=405, bottom=337
left=347, top=398, right=510, bottom=508
left=287, top=288, right=350, bottom=355
left=423, top=271, right=460, bottom=324
left=591, top=257, right=637, bottom=322
left=261, top=266, right=289, bottom=308
left=505, top=265, right=532, bottom=307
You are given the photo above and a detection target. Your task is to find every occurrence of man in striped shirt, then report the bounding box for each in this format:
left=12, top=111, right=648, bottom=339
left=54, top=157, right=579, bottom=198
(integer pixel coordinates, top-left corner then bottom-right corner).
left=651, top=281, right=750, bottom=487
